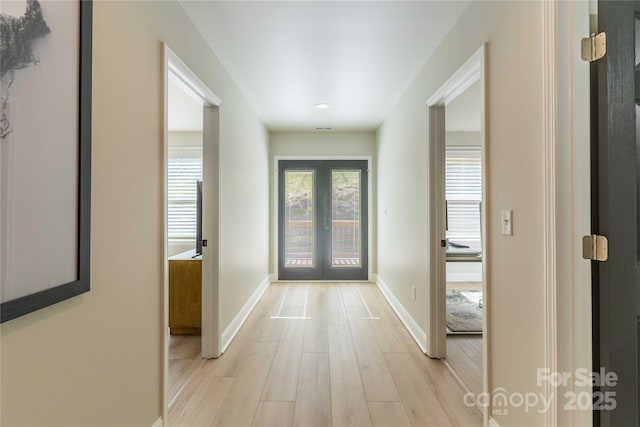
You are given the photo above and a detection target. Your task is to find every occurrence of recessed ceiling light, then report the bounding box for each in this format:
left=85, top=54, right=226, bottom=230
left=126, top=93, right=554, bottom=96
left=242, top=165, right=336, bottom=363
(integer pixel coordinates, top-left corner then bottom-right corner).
left=316, top=103, right=330, bottom=110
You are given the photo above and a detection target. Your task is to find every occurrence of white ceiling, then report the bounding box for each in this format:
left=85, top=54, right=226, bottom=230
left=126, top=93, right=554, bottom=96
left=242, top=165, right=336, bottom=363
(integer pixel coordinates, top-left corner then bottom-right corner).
left=180, top=1, right=470, bottom=131
left=168, top=77, right=203, bottom=132
left=446, top=79, right=481, bottom=132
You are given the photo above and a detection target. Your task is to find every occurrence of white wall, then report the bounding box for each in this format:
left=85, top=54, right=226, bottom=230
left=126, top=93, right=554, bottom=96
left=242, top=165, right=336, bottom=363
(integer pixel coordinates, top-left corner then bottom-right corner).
left=269, top=131, right=376, bottom=275
left=0, top=2, right=269, bottom=425
left=446, top=131, right=481, bottom=147
left=446, top=261, right=482, bottom=283
left=377, top=2, right=546, bottom=425
left=169, top=131, right=202, bottom=148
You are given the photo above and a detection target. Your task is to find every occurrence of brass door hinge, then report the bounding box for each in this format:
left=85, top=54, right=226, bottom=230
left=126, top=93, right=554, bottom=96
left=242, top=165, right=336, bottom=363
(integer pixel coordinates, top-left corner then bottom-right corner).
left=582, top=234, right=608, bottom=261
left=581, top=32, right=606, bottom=62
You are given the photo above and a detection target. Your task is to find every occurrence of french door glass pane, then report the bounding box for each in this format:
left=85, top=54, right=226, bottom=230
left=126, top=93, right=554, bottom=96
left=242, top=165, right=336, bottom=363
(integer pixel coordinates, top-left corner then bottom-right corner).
left=331, top=170, right=361, bottom=268
left=284, top=170, right=315, bottom=268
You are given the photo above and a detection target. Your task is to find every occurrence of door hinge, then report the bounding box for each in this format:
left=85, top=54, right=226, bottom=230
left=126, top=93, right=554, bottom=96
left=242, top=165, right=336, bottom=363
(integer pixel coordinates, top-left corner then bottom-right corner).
left=582, top=234, right=608, bottom=262
left=581, top=32, right=606, bottom=62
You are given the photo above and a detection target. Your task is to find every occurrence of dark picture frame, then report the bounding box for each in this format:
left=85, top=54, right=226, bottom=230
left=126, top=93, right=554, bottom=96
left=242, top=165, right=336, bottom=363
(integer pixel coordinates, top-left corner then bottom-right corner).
left=0, top=0, right=92, bottom=323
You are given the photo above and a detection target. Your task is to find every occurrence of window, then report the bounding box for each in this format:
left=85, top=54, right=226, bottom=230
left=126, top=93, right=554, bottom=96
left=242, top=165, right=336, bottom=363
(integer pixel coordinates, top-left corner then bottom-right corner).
left=168, top=147, right=202, bottom=239
left=445, top=147, right=482, bottom=251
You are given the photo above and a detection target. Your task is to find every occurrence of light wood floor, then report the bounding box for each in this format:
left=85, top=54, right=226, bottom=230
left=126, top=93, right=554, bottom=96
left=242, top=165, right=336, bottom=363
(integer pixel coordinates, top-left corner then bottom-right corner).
left=169, top=335, right=205, bottom=406
left=444, top=281, right=483, bottom=397
left=445, top=335, right=483, bottom=397
left=169, top=282, right=481, bottom=426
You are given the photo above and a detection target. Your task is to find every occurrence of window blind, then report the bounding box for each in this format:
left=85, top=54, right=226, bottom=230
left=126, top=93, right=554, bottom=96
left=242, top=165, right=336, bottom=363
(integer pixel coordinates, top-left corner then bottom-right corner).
left=445, top=147, right=482, bottom=250
left=168, top=147, right=202, bottom=239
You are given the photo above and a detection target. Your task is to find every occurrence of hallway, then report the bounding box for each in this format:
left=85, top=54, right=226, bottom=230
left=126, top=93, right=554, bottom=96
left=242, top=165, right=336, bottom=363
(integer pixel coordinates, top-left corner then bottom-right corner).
left=168, top=283, right=482, bottom=426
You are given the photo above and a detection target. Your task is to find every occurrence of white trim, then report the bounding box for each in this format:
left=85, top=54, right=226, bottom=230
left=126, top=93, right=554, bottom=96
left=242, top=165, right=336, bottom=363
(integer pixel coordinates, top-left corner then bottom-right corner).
left=161, top=45, right=170, bottom=427
left=488, top=416, right=501, bottom=427
left=426, top=48, right=483, bottom=106
left=272, top=155, right=374, bottom=281
left=162, top=44, right=222, bottom=424
left=427, top=44, right=490, bottom=427
left=479, top=44, right=490, bottom=427
left=166, top=49, right=221, bottom=107
left=221, top=276, right=271, bottom=352
left=374, top=274, right=427, bottom=353
left=200, top=104, right=222, bottom=359
left=553, top=2, right=593, bottom=426
left=151, top=417, right=163, bottom=427
left=542, top=3, right=559, bottom=426
left=426, top=105, right=447, bottom=359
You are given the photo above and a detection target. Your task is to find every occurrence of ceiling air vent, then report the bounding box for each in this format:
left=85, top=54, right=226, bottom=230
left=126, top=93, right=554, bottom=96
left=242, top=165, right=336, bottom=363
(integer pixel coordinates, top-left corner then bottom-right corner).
left=315, top=127, right=333, bottom=131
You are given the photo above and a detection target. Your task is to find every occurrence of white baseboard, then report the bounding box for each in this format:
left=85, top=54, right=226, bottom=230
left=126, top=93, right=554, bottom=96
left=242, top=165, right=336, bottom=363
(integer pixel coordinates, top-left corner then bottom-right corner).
left=489, top=416, right=500, bottom=427
left=221, top=275, right=271, bottom=352
left=374, top=274, right=427, bottom=353
left=151, top=417, right=163, bottom=427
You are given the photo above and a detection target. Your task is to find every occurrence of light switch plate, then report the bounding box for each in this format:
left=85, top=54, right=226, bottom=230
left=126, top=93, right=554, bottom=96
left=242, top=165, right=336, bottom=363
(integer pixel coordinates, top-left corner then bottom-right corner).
left=502, top=209, right=513, bottom=235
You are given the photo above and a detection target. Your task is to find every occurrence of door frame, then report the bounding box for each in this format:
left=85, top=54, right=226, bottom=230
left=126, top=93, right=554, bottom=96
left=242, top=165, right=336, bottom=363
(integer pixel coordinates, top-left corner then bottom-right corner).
left=163, top=44, right=222, bottom=418
left=426, top=44, right=489, bottom=419
left=273, top=155, right=373, bottom=282
left=546, top=2, right=592, bottom=426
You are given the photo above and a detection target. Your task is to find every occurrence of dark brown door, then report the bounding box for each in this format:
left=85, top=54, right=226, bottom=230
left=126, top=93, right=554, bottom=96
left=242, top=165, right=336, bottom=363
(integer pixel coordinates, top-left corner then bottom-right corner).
left=593, top=1, right=640, bottom=425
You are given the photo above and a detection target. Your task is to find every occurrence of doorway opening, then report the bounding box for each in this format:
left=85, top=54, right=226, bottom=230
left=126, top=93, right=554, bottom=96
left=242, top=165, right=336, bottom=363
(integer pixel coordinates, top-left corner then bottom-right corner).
left=163, top=46, right=221, bottom=419
left=278, top=160, right=368, bottom=281
left=426, top=45, right=488, bottom=411
left=443, top=79, right=484, bottom=396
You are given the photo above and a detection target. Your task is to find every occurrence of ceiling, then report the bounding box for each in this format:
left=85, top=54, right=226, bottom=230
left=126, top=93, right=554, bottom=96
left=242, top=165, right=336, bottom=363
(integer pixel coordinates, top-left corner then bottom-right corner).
left=445, top=79, right=481, bottom=132
left=180, top=1, right=470, bottom=131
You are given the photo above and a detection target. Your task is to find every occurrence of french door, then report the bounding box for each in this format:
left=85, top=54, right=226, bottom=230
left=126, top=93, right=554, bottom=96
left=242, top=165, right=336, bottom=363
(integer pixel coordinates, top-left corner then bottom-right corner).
left=278, top=160, right=368, bottom=280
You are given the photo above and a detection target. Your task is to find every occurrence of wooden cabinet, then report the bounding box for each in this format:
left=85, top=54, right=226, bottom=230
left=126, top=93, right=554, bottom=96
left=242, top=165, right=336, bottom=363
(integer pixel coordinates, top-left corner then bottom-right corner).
left=169, top=249, right=201, bottom=335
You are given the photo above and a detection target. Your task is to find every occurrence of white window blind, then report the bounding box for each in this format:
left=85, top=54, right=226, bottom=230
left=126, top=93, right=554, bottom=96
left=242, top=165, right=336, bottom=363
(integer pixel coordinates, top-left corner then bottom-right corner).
left=445, top=147, right=482, bottom=250
left=168, top=147, right=202, bottom=239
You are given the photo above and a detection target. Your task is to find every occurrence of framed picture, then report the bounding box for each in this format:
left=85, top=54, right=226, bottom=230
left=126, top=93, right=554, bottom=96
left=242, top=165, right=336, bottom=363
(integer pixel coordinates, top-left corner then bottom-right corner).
left=0, top=0, right=92, bottom=322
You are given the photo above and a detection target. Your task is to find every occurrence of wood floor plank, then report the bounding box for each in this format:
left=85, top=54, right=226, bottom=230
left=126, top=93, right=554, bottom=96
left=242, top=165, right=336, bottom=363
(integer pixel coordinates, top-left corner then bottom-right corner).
left=327, top=284, right=349, bottom=327
left=341, top=286, right=401, bottom=402
left=280, top=284, right=308, bottom=318
left=168, top=335, right=204, bottom=406
left=339, top=285, right=370, bottom=319
left=445, top=338, right=483, bottom=396
left=406, top=349, right=483, bottom=426
left=292, top=353, right=332, bottom=427
left=348, top=317, right=401, bottom=402
left=261, top=319, right=306, bottom=401
left=384, top=352, right=455, bottom=426
left=360, top=285, right=410, bottom=353
left=253, top=402, right=294, bottom=427
left=450, top=335, right=483, bottom=359
left=328, top=325, right=372, bottom=427
left=211, top=350, right=276, bottom=426
left=367, top=402, right=412, bottom=427
left=202, top=287, right=284, bottom=378
left=169, top=335, right=201, bottom=360
left=168, top=357, right=205, bottom=406
left=170, top=283, right=485, bottom=427
left=303, top=285, right=329, bottom=353
left=168, top=376, right=233, bottom=427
